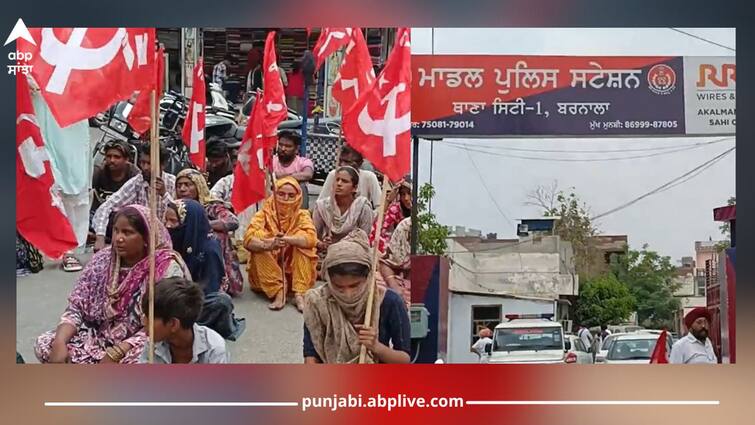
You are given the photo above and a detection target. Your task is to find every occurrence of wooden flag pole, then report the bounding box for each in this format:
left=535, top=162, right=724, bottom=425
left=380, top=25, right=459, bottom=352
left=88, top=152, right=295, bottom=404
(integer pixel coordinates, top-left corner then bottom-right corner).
left=358, top=177, right=391, bottom=364
left=147, top=90, right=159, bottom=364
left=267, top=168, right=287, bottom=307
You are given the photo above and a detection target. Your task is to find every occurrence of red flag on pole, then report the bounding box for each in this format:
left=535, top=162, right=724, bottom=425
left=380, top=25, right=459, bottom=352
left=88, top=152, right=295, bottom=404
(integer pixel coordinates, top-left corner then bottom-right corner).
left=231, top=93, right=267, bottom=213
left=341, top=28, right=411, bottom=182
left=18, top=28, right=156, bottom=128
left=332, top=28, right=375, bottom=113
left=231, top=32, right=288, bottom=212
left=312, top=28, right=353, bottom=71
left=649, top=330, right=669, bottom=364
left=16, top=75, right=78, bottom=258
left=182, top=58, right=207, bottom=170
left=258, top=32, right=288, bottom=138
left=128, top=46, right=165, bottom=134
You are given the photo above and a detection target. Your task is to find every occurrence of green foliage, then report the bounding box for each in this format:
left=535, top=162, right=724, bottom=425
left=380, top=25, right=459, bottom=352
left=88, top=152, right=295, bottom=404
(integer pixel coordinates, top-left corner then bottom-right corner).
left=416, top=183, right=449, bottom=255
left=612, top=245, right=681, bottom=329
left=544, top=190, right=603, bottom=279
left=576, top=274, right=636, bottom=327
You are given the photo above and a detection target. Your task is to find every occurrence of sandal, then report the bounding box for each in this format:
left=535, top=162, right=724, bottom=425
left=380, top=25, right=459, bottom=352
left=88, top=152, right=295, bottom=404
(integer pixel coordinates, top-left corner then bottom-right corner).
left=62, top=256, right=83, bottom=273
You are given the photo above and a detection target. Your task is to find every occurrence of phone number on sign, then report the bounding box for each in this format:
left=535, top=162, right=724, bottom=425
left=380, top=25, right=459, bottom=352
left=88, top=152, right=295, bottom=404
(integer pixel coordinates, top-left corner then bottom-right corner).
left=412, top=120, right=476, bottom=129
left=624, top=120, right=678, bottom=129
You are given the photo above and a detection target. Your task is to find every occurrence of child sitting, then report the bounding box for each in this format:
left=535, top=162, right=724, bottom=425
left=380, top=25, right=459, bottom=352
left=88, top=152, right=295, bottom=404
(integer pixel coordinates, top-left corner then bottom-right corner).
left=139, top=277, right=229, bottom=364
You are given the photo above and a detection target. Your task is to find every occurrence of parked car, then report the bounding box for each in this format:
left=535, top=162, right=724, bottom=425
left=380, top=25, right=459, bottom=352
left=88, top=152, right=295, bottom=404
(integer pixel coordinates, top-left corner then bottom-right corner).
left=608, top=325, right=645, bottom=334
left=565, top=335, right=594, bottom=364
left=484, top=315, right=569, bottom=364
left=602, top=333, right=672, bottom=364
left=595, top=333, right=623, bottom=363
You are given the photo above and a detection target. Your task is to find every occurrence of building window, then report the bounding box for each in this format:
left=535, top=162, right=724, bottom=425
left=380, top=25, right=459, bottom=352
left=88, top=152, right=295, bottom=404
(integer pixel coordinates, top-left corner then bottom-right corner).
left=695, top=276, right=706, bottom=297
left=471, top=305, right=501, bottom=345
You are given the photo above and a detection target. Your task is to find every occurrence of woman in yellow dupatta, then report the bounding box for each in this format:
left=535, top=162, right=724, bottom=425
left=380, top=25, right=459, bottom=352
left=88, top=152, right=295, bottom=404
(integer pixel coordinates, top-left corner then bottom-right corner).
left=244, top=176, right=317, bottom=311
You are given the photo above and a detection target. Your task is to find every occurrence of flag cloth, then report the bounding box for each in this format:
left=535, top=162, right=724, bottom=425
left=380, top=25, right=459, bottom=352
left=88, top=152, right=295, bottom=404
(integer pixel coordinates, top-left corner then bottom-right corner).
left=18, top=28, right=156, bottom=128
left=649, top=330, right=669, bottom=364
left=16, top=75, right=78, bottom=258
left=332, top=28, right=375, bottom=112
left=128, top=46, right=165, bottom=134
left=342, top=28, right=411, bottom=182
left=313, top=28, right=353, bottom=71
left=182, top=58, right=207, bottom=170
left=231, top=32, right=288, bottom=213
left=231, top=94, right=267, bottom=213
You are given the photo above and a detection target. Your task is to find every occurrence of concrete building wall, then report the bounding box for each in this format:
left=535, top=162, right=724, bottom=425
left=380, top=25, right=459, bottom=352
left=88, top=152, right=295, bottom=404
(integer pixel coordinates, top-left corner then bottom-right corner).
left=447, top=293, right=554, bottom=364
left=673, top=271, right=696, bottom=297
left=447, top=237, right=579, bottom=298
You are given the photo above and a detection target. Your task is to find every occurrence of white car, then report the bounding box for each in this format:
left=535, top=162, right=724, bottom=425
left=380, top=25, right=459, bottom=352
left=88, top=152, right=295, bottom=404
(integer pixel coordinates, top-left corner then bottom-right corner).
left=565, top=335, right=594, bottom=364
left=602, top=333, right=672, bottom=364
left=595, top=332, right=623, bottom=364
left=485, top=317, right=569, bottom=364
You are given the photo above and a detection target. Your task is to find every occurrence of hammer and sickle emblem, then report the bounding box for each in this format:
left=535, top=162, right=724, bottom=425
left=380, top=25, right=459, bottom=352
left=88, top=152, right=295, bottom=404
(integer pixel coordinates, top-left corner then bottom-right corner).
left=39, top=28, right=147, bottom=95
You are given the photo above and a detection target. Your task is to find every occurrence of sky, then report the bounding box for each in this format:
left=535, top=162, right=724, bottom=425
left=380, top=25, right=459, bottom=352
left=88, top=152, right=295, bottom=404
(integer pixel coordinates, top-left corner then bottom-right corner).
left=409, top=28, right=736, bottom=263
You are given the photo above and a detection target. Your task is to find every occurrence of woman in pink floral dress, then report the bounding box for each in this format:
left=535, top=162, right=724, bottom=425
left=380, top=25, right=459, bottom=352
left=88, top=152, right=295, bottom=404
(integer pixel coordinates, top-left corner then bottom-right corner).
left=34, top=205, right=188, bottom=364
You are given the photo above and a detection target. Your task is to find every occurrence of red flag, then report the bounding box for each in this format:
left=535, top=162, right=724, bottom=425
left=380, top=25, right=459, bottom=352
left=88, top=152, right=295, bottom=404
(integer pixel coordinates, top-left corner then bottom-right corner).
left=342, top=28, right=411, bottom=182
left=231, top=94, right=267, bottom=213
left=649, top=330, right=669, bottom=364
left=16, top=75, right=78, bottom=258
left=313, top=27, right=353, bottom=71
left=259, top=32, right=288, bottom=138
left=182, top=58, right=207, bottom=170
left=128, top=46, right=165, bottom=134
left=18, top=28, right=156, bottom=128
left=231, top=32, right=289, bottom=213
left=332, top=28, right=375, bottom=113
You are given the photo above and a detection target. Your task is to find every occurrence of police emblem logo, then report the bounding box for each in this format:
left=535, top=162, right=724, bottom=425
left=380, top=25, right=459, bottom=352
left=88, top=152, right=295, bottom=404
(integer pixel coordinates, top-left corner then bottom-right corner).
left=647, top=63, right=677, bottom=95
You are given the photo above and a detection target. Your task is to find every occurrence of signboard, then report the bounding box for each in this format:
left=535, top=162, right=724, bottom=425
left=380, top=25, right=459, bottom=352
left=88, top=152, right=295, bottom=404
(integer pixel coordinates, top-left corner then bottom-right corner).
left=411, top=55, right=735, bottom=137
left=684, top=56, right=736, bottom=135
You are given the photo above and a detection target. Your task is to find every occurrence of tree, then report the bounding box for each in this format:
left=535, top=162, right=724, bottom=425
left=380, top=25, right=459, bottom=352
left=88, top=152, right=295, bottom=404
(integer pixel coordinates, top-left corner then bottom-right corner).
left=575, top=274, right=636, bottom=327
left=527, top=183, right=603, bottom=279
left=612, top=245, right=681, bottom=329
left=416, top=183, right=449, bottom=255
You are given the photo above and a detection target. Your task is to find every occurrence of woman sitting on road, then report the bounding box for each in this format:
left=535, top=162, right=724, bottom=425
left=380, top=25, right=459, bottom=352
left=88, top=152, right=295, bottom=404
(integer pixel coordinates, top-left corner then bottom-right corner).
left=34, top=205, right=188, bottom=364
left=303, top=229, right=411, bottom=364
left=164, top=199, right=245, bottom=341
left=244, top=176, right=318, bottom=312
left=376, top=217, right=412, bottom=310
left=175, top=168, right=243, bottom=297
left=312, top=166, right=374, bottom=253
left=369, top=179, right=412, bottom=254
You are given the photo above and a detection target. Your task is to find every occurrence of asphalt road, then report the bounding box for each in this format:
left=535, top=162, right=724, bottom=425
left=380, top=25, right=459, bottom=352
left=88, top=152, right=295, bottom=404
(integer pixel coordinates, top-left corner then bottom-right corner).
left=16, top=253, right=305, bottom=364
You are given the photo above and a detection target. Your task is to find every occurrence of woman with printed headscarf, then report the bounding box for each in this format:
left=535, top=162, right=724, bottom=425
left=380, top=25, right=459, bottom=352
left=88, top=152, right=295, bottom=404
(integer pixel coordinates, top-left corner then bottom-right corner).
left=302, top=229, right=411, bottom=364
left=369, top=179, right=412, bottom=254
left=175, top=168, right=243, bottom=297
left=164, top=199, right=245, bottom=341
left=244, top=176, right=318, bottom=312
left=34, top=205, right=189, bottom=364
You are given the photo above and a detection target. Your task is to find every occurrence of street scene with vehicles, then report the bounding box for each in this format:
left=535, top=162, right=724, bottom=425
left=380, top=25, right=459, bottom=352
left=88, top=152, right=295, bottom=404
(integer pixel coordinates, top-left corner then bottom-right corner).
left=408, top=28, right=734, bottom=365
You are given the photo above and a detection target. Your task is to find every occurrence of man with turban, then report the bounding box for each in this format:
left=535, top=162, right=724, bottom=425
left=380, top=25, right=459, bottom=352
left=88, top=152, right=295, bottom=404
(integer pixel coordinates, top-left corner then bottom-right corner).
left=669, top=307, right=718, bottom=364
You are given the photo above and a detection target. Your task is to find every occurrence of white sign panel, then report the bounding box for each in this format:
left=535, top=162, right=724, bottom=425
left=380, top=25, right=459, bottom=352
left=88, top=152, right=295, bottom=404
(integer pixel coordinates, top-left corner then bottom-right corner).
left=684, top=56, right=736, bottom=135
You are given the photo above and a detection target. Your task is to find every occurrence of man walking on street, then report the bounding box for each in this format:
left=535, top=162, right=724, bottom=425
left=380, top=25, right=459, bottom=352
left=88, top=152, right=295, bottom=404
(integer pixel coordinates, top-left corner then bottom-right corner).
left=578, top=323, right=593, bottom=358
left=670, top=307, right=718, bottom=364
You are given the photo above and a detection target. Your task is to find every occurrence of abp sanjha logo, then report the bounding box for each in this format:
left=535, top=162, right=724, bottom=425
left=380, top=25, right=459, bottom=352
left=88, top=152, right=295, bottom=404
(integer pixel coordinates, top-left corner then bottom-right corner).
left=647, top=64, right=677, bottom=95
